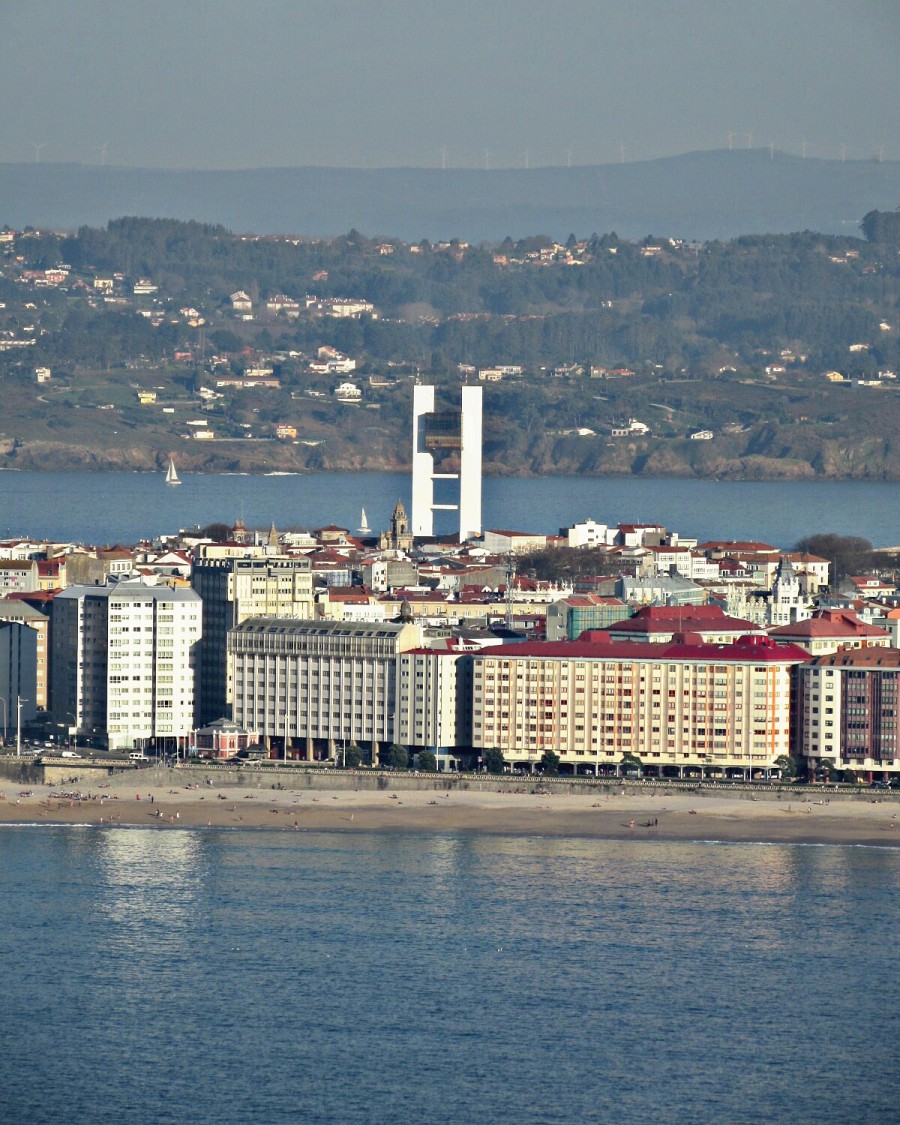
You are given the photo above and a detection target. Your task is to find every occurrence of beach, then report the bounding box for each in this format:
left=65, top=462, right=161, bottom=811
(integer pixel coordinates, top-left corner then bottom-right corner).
left=1, top=772, right=898, bottom=846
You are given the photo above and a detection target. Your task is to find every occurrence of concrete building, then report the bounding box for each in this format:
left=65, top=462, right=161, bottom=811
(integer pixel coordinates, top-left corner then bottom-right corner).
left=0, top=621, right=38, bottom=743
left=412, top=384, right=482, bottom=542
left=191, top=556, right=315, bottom=726
left=796, top=649, right=900, bottom=777
left=470, top=633, right=807, bottom=777
left=546, top=595, right=631, bottom=641
left=395, top=648, right=473, bottom=769
left=50, top=579, right=201, bottom=751
left=769, top=609, right=891, bottom=655
left=228, top=618, right=421, bottom=761
left=0, top=598, right=49, bottom=710
left=606, top=605, right=765, bottom=645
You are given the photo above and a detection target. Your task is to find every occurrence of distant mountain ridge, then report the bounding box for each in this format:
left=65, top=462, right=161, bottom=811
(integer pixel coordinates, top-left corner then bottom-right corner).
left=1, top=149, right=898, bottom=242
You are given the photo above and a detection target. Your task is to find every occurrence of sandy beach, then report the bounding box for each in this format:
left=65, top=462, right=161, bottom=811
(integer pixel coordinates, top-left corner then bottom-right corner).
left=1, top=773, right=898, bottom=846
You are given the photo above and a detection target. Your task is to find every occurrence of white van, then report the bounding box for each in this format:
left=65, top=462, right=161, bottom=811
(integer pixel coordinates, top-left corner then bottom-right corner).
left=129, top=752, right=149, bottom=761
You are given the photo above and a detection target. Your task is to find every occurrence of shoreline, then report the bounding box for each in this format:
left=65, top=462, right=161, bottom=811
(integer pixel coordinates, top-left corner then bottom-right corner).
left=2, top=780, right=898, bottom=847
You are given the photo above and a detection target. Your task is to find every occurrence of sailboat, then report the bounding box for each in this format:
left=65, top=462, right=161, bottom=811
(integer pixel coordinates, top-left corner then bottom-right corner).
left=165, top=456, right=181, bottom=486
left=358, top=507, right=371, bottom=535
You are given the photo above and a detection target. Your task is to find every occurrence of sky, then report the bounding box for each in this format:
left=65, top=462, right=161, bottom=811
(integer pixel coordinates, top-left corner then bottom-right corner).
left=2, top=0, right=898, bottom=170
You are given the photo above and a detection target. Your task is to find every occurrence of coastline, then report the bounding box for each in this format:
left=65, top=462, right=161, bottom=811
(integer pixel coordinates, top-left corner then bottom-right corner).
left=2, top=778, right=898, bottom=846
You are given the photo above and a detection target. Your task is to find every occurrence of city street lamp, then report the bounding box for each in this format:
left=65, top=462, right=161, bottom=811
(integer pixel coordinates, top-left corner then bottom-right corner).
left=16, top=696, right=27, bottom=758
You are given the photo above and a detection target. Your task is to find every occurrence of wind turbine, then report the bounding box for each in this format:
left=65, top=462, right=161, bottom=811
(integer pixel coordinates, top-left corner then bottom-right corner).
left=801, top=138, right=808, bottom=158
left=484, top=149, right=490, bottom=170
left=95, top=139, right=110, bottom=166
left=524, top=148, right=529, bottom=169
left=618, top=144, right=625, bottom=164
left=726, top=130, right=735, bottom=151
left=566, top=148, right=572, bottom=168
left=841, top=145, right=847, bottom=163
left=745, top=132, right=753, bottom=149
left=31, top=142, right=46, bottom=163
left=440, top=145, right=447, bottom=169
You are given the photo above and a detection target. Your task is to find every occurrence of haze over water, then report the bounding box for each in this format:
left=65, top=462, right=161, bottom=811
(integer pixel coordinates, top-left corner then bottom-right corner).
left=1, top=470, right=899, bottom=547
left=2, top=827, right=897, bottom=1124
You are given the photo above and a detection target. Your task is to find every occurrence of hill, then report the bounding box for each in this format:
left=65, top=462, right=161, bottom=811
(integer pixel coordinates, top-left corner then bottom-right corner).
left=1, top=150, right=899, bottom=242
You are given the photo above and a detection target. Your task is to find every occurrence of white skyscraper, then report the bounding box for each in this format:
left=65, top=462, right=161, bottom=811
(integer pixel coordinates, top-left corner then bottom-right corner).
left=411, top=384, right=482, bottom=542
left=51, top=578, right=202, bottom=751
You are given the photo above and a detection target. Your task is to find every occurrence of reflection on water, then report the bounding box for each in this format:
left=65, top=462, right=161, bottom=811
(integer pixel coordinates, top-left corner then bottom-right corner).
left=96, top=828, right=204, bottom=943
left=1, top=828, right=898, bottom=1125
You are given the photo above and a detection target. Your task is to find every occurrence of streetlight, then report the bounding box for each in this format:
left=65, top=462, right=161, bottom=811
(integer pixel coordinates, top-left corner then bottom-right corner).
left=0, top=696, right=7, bottom=748
left=16, top=696, right=27, bottom=758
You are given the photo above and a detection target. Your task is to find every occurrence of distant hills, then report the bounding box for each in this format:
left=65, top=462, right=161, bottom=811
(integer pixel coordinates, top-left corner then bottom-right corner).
left=1, top=149, right=898, bottom=243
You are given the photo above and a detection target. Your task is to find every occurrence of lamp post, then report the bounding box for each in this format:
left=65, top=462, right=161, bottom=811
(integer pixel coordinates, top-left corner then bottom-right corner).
left=16, top=696, right=27, bottom=758
left=0, top=696, right=7, bottom=748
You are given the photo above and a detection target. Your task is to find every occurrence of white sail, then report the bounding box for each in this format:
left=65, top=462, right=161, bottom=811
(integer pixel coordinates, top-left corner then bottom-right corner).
left=358, top=507, right=371, bottom=534
left=165, top=456, right=181, bottom=485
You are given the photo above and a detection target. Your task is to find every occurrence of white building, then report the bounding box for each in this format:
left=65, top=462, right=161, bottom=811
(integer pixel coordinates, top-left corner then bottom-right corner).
left=566, top=520, right=615, bottom=549
left=51, top=579, right=202, bottom=751
left=412, top=384, right=482, bottom=542
left=395, top=648, right=472, bottom=769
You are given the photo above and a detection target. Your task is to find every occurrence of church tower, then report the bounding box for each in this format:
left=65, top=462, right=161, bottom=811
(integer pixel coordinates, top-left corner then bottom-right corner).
left=380, top=500, right=414, bottom=552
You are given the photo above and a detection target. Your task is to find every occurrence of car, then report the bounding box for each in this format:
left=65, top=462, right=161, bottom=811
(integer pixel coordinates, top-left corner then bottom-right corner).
left=59, top=750, right=82, bottom=759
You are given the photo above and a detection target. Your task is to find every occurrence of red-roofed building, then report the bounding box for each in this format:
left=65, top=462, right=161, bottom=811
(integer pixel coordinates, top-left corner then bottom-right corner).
left=605, top=604, right=765, bottom=645
left=470, top=633, right=807, bottom=777
left=768, top=609, right=890, bottom=655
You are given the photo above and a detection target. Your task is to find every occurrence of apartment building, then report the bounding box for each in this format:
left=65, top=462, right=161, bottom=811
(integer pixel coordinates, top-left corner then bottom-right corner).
left=395, top=648, right=473, bottom=768
left=470, top=633, right=807, bottom=776
left=191, top=556, right=315, bottom=725
left=0, top=598, right=49, bottom=709
left=796, top=648, right=900, bottom=777
left=51, top=579, right=202, bottom=751
left=228, top=618, right=421, bottom=760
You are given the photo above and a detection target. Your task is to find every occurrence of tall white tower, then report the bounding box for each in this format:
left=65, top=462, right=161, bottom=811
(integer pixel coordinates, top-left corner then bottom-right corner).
left=412, top=384, right=482, bottom=542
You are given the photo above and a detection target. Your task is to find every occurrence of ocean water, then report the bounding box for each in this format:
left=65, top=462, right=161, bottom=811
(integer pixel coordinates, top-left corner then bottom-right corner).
left=0, top=469, right=898, bottom=546
left=1, top=828, right=897, bottom=1124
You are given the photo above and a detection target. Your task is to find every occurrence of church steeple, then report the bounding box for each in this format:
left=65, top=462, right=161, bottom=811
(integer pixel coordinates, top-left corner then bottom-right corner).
left=380, top=499, right=414, bottom=552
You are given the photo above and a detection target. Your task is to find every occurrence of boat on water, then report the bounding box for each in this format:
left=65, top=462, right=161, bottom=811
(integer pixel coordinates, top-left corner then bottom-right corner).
left=358, top=507, right=371, bottom=534
left=165, top=457, right=181, bottom=486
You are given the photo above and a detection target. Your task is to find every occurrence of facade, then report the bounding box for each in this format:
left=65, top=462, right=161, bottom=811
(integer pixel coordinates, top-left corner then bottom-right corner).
left=411, top=384, right=482, bottom=542
left=228, top=618, right=422, bottom=760
left=192, top=718, right=252, bottom=760
left=50, top=579, right=202, bottom=751
left=796, top=649, right=900, bottom=777
left=395, top=649, right=473, bottom=768
left=546, top=596, right=631, bottom=641
left=768, top=609, right=890, bottom=655
left=606, top=605, right=765, bottom=645
left=191, top=556, right=315, bottom=725
left=0, top=621, right=38, bottom=740
left=0, top=598, right=49, bottom=709
left=470, top=634, right=807, bottom=776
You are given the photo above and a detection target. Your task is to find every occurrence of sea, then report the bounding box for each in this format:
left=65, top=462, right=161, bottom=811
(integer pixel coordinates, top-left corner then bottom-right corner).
left=0, top=469, right=899, bottom=547
left=0, top=827, right=897, bottom=1124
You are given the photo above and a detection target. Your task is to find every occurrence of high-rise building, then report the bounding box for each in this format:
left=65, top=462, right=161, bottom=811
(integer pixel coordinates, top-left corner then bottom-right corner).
left=0, top=621, right=38, bottom=741
left=191, top=556, right=315, bottom=725
left=411, top=384, right=482, bottom=542
left=796, top=649, right=900, bottom=778
left=50, top=578, right=202, bottom=751
left=228, top=617, right=421, bottom=761
left=469, top=633, right=807, bottom=777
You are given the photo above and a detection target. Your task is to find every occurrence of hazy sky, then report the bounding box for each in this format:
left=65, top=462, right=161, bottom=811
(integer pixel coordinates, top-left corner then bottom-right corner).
left=2, top=0, right=898, bottom=169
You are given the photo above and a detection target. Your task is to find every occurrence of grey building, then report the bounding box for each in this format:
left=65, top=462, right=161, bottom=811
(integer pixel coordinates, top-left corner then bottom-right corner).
left=228, top=617, right=421, bottom=761
left=191, top=556, right=315, bottom=725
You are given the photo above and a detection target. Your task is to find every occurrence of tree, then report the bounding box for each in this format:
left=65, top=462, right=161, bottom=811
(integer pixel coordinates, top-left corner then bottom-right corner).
left=197, top=521, right=232, bottom=542
left=383, top=743, right=409, bottom=769
left=773, top=754, right=798, bottom=780
left=540, top=750, right=560, bottom=775
left=417, top=749, right=437, bottom=772
left=483, top=747, right=506, bottom=775
left=343, top=743, right=363, bottom=769
left=792, top=533, right=876, bottom=584
left=620, top=752, right=643, bottom=778
left=813, top=757, right=838, bottom=782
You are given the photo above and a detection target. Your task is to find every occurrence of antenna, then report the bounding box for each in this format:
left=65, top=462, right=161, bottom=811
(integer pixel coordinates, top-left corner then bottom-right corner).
left=31, top=142, right=46, bottom=163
